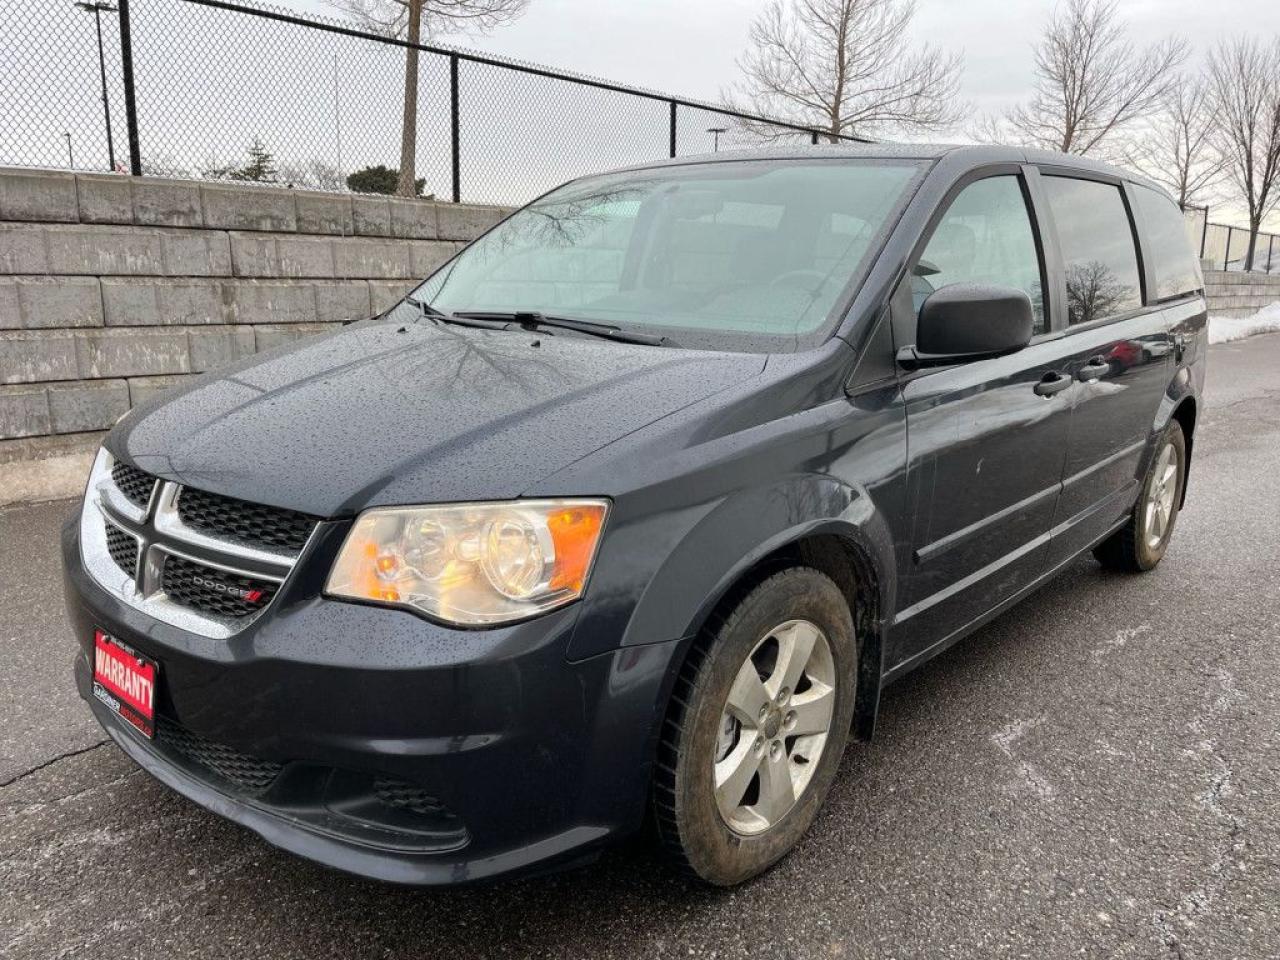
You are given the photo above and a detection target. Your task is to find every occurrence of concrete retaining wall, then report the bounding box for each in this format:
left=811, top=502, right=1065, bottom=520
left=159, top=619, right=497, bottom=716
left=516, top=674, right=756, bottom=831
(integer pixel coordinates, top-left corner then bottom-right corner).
left=0, top=167, right=509, bottom=489
left=1203, top=270, right=1280, bottom=318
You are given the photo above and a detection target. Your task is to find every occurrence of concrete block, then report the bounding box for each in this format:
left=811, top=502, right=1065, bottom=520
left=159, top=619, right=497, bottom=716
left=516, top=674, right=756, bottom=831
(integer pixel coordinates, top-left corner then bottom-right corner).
left=74, top=328, right=191, bottom=378
left=13, top=276, right=103, bottom=329
left=369, top=280, right=415, bottom=314
left=436, top=202, right=504, bottom=241
left=47, top=378, right=130, bottom=433
left=127, top=374, right=194, bottom=408
left=312, top=280, right=371, bottom=323
left=0, top=168, right=79, bottom=223
left=0, top=330, right=79, bottom=384
left=333, top=237, right=412, bottom=279
left=223, top=279, right=316, bottom=325
left=0, top=428, right=104, bottom=465
left=44, top=224, right=164, bottom=276
left=132, top=178, right=203, bottom=227
left=409, top=240, right=456, bottom=278
left=254, top=322, right=337, bottom=352
left=275, top=236, right=335, bottom=278
left=295, top=192, right=354, bottom=235
left=352, top=196, right=391, bottom=237
left=0, top=224, right=51, bottom=274
left=0, top=383, right=52, bottom=439
left=0, top=278, right=18, bottom=330
left=76, top=173, right=133, bottom=224
left=188, top=325, right=255, bottom=372
left=228, top=233, right=277, bottom=278
left=102, top=277, right=226, bottom=326
left=159, top=229, right=232, bottom=277
left=388, top=198, right=439, bottom=239
left=200, top=181, right=297, bottom=232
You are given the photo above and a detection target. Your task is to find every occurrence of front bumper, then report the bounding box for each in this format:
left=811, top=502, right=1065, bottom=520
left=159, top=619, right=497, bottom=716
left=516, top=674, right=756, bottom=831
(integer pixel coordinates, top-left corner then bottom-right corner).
left=63, top=515, right=682, bottom=885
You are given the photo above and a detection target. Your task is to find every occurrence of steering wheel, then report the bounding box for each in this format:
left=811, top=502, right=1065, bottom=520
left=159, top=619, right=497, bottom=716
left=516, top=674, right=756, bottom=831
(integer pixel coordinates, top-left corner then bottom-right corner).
left=769, top=269, right=830, bottom=290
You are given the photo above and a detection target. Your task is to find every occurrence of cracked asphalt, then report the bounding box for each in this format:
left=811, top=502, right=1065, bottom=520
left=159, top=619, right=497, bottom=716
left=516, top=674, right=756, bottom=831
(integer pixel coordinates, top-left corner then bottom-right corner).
left=3, top=337, right=1278, bottom=960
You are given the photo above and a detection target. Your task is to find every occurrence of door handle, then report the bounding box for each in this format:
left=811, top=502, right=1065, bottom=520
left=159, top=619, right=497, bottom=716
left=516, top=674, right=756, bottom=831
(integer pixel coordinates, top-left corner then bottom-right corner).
left=1034, top=371, right=1073, bottom=397
left=1077, top=357, right=1110, bottom=382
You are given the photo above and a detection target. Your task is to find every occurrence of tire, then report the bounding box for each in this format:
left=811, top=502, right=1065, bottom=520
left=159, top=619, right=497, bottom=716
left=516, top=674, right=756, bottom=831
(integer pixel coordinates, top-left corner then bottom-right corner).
left=1094, top=420, right=1186, bottom=572
left=652, top=567, right=858, bottom=886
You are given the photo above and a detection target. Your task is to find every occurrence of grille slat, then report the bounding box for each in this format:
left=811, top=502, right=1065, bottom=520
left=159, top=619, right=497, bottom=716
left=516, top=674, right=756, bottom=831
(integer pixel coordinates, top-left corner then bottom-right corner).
left=111, top=461, right=155, bottom=509
left=177, top=487, right=318, bottom=554
left=104, top=522, right=139, bottom=577
left=161, top=554, right=277, bottom=619
left=156, top=716, right=283, bottom=793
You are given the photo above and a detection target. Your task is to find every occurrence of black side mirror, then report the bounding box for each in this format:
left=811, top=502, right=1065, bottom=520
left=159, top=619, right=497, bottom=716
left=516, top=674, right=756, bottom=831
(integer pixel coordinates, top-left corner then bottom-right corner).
left=897, top=282, right=1034, bottom=370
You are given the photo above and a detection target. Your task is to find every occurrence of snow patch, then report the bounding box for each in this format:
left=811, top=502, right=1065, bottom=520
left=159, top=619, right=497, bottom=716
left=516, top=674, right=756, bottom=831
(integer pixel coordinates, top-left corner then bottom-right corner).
left=1209, top=301, right=1280, bottom=344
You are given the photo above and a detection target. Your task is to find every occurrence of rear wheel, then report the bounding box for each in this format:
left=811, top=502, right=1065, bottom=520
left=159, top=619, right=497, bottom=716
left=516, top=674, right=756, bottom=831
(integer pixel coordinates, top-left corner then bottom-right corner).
left=1094, top=420, right=1186, bottom=572
left=652, top=567, right=857, bottom=886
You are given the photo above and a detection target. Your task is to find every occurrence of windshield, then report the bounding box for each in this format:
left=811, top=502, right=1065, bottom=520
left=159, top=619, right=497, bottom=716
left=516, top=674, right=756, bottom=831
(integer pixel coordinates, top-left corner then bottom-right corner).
left=411, top=159, right=926, bottom=351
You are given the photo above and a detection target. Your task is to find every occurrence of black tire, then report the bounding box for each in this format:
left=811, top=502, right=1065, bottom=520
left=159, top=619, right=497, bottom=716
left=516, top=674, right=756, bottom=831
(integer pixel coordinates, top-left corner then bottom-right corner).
left=1094, top=420, right=1186, bottom=572
left=652, top=567, right=857, bottom=886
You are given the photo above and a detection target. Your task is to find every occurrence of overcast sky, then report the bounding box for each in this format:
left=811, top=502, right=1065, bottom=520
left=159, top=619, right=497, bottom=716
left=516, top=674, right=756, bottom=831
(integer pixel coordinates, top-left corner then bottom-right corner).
left=290, top=0, right=1280, bottom=122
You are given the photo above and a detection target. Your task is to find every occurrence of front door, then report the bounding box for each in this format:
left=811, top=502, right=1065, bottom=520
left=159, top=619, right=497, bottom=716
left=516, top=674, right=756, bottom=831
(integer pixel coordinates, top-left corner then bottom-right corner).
left=887, top=172, right=1075, bottom=671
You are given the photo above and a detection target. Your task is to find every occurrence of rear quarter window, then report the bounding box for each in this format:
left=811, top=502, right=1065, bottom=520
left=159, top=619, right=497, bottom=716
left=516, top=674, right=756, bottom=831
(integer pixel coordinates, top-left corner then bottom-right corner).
left=1134, top=186, right=1204, bottom=301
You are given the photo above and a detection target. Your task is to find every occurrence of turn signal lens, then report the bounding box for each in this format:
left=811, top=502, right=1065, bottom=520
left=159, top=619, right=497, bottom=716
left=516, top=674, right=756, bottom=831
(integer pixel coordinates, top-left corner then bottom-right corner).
left=325, top=499, right=609, bottom=626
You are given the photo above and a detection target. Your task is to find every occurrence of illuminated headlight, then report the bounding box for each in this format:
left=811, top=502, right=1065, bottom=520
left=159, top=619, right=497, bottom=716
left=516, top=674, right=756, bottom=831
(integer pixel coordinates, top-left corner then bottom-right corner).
left=325, top=499, right=609, bottom=626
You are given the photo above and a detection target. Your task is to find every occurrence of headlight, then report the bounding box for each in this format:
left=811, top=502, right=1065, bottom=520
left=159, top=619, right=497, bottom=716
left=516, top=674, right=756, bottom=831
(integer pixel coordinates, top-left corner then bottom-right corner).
left=325, top=499, right=609, bottom=626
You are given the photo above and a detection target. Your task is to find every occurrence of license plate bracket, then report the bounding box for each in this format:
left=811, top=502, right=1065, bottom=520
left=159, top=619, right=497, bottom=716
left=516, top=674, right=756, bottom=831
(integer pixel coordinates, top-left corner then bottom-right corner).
left=92, top=629, right=158, bottom=739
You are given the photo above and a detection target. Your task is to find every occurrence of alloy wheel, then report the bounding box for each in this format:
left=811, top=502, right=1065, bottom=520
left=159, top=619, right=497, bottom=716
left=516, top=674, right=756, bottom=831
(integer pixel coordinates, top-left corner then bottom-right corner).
left=712, top=618, right=836, bottom=835
left=1144, top=442, right=1178, bottom=550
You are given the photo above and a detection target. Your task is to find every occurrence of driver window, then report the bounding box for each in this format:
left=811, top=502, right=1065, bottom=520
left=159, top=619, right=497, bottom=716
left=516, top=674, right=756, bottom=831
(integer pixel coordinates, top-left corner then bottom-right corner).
left=913, top=176, right=1047, bottom=334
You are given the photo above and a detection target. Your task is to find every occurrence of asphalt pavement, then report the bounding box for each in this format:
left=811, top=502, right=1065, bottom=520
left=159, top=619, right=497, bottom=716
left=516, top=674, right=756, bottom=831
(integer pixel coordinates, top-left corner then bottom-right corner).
left=3, top=336, right=1278, bottom=960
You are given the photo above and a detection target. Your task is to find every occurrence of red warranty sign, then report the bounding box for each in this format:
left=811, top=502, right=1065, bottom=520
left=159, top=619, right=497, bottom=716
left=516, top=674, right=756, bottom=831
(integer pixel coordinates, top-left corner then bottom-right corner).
left=93, top=630, right=157, bottom=738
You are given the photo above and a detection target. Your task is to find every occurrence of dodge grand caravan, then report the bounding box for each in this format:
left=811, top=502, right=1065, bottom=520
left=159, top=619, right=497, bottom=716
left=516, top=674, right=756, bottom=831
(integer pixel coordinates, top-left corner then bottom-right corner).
left=65, top=144, right=1207, bottom=886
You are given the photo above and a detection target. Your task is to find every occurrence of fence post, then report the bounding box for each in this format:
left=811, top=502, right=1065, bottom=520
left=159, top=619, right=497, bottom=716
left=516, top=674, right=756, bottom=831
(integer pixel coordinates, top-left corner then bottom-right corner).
left=811, top=130, right=819, bottom=145
left=1223, top=226, right=1231, bottom=271
left=1269, top=234, right=1275, bottom=275
left=118, top=0, right=142, bottom=175
left=449, top=53, right=460, bottom=203
left=668, top=102, right=677, bottom=158
left=1199, top=208, right=1208, bottom=260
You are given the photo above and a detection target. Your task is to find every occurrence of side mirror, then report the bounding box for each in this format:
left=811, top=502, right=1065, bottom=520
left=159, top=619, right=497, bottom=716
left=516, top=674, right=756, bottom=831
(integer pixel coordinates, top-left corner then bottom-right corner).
left=897, top=282, right=1034, bottom=370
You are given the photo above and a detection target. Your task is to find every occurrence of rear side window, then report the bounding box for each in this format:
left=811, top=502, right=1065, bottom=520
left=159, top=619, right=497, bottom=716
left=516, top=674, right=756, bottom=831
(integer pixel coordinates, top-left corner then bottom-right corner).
left=913, top=175, right=1047, bottom=334
left=1134, top=186, right=1203, bottom=300
left=1043, top=177, right=1143, bottom=325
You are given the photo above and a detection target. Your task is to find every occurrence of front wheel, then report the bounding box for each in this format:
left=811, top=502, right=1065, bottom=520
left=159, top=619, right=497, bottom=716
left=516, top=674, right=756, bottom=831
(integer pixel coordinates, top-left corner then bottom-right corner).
left=652, top=567, right=857, bottom=886
left=1094, top=420, right=1186, bottom=572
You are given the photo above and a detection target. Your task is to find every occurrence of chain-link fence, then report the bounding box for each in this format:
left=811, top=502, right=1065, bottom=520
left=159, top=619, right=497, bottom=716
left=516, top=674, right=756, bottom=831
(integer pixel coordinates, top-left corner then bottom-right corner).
left=1183, top=204, right=1278, bottom=274
left=2, top=0, right=861, bottom=206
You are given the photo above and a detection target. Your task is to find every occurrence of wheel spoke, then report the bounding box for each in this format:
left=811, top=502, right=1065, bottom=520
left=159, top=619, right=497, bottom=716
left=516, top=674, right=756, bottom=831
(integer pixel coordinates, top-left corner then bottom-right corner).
left=714, top=736, right=760, bottom=811
left=1145, top=499, right=1159, bottom=538
left=1160, top=462, right=1177, bottom=490
left=768, top=620, right=818, bottom=699
left=754, top=747, right=796, bottom=824
left=787, top=683, right=834, bottom=736
left=725, top=658, right=769, bottom=727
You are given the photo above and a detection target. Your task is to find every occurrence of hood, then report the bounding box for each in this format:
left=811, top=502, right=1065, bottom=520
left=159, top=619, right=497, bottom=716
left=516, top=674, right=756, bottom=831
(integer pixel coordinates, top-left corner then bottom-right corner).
left=113, top=318, right=764, bottom=516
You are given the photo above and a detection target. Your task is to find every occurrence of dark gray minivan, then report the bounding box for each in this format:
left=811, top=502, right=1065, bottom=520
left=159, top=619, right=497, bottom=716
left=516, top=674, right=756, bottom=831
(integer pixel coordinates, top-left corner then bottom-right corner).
left=64, top=144, right=1207, bottom=886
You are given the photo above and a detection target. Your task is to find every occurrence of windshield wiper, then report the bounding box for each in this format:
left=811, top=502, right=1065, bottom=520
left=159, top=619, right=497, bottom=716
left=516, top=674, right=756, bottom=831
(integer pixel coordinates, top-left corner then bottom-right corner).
left=453, top=310, right=670, bottom=347
left=403, top=297, right=509, bottom=331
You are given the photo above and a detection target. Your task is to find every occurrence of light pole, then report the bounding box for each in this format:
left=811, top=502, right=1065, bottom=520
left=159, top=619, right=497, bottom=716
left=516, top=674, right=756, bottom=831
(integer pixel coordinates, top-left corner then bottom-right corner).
left=74, top=1, right=118, bottom=171
left=707, top=126, right=728, bottom=153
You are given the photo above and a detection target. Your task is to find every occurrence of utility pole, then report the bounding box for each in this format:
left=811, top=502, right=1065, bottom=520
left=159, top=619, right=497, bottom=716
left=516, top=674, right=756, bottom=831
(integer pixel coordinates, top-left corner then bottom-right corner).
left=74, top=1, right=118, bottom=171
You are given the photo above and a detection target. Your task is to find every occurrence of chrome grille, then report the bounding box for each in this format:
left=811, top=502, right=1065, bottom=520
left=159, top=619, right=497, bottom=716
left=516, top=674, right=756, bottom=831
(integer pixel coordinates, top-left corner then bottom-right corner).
left=177, top=486, right=317, bottom=554
left=162, top=554, right=277, bottom=619
left=104, top=521, right=139, bottom=577
left=156, top=716, right=284, bottom=793
left=80, top=450, right=309, bottom=639
left=111, top=461, right=155, bottom=509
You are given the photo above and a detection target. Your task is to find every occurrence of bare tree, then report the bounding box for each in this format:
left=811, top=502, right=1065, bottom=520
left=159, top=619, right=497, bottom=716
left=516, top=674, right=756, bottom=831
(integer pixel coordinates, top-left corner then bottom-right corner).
left=729, top=0, right=964, bottom=142
left=995, top=0, right=1188, bottom=156
left=327, top=0, right=529, bottom=197
left=1206, top=37, right=1280, bottom=271
left=1122, top=76, right=1226, bottom=208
